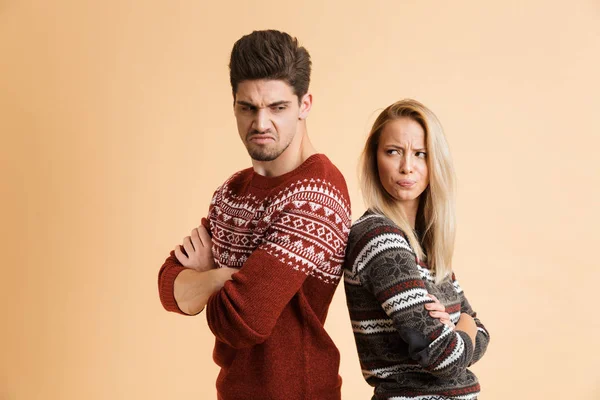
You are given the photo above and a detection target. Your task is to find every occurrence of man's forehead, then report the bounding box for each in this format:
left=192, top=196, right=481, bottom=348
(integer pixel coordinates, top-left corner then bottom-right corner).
left=235, top=79, right=296, bottom=103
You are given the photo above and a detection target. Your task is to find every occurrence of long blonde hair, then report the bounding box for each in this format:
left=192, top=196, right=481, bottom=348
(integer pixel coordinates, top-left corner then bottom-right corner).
left=360, top=99, right=456, bottom=284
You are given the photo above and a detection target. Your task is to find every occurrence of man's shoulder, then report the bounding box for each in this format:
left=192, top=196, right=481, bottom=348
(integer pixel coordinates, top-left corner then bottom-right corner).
left=226, top=167, right=254, bottom=184
left=217, top=167, right=254, bottom=189
left=291, top=154, right=350, bottom=203
left=304, top=154, right=346, bottom=185
left=259, top=155, right=350, bottom=230
left=208, top=168, right=253, bottom=205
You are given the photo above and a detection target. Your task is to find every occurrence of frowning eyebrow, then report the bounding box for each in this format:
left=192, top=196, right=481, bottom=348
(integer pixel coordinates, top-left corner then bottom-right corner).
left=236, top=100, right=292, bottom=108
left=383, top=144, right=427, bottom=151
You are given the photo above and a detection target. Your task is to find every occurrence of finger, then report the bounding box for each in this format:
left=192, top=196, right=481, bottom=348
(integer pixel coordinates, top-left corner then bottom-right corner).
left=183, top=236, right=195, bottom=255
left=190, top=228, right=202, bottom=250
left=429, top=309, right=450, bottom=318
left=425, top=302, right=445, bottom=311
left=438, top=312, right=451, bottom=320
left=200, top=217, right=211, bottom=232
left=429, top=311, right=451, bottom=320
left=174, top=245, right=188, bottom=264
left=441, top=319, right=455, bottom=329
left=197, top=225, right=213, bottom=247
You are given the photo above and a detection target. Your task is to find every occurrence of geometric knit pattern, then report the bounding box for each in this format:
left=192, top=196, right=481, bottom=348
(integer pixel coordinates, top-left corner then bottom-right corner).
left=343, top=210, right=490, bottom=400
left=157, top=153, right=352, bottom=400
left=209, top=172, right=351, bottom=284
left=201, top=154, right=351, bottom=400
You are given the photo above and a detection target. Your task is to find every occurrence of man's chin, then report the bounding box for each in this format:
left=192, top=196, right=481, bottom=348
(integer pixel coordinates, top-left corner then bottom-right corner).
left=249, top=152, right=279, bottom=161
left=248, top=148, right=281, bottom=162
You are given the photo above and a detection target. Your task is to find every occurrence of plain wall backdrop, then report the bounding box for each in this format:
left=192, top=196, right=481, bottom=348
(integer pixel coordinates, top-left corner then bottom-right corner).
left=1, top=1, right=599, bottom=399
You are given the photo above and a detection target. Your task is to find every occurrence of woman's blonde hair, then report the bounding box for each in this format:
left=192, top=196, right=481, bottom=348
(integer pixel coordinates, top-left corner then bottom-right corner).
left=360, top=99, right=456, bottom=284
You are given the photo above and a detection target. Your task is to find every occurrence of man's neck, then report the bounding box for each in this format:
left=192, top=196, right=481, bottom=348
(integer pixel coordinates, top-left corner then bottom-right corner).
left=252, top=126, right=316, bottom=177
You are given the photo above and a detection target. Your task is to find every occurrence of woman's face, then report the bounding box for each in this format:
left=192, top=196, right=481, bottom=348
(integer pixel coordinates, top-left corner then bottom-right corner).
left=376, top=117, right=429, bottom=207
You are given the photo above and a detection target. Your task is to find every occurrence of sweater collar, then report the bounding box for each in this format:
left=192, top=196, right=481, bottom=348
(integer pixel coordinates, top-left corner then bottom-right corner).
left=249, top=153, right=327, bottom=190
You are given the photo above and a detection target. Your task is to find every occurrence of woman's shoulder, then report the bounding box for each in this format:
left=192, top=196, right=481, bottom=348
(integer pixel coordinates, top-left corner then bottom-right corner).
left=344, top=209, right=416, bottom=276
left=350, top=209, right=406, bottom=237
left=347, top=209, right=413, bottom=253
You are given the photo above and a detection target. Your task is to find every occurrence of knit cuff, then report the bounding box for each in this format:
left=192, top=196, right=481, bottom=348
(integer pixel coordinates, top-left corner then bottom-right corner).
left=470, top=342, right=482, bottom=365
left=456, top=330, right=475, bottom=366
left=158, top=264, right=188, bottom=315
left=469, top=331, right=488, bottom=365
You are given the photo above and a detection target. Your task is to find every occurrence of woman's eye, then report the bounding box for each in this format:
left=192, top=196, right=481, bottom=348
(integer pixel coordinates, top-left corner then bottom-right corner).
left=387, top=149, right=400, bottom=155
left=416, top=151, right=427, bottom=158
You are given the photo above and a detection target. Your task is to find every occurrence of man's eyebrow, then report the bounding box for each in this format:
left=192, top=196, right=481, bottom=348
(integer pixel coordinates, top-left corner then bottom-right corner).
left=267, top=101, right=292, bottom=107
left=236, top=100, right=256, bottom=108
left=235, top=100, right=292, bottom=108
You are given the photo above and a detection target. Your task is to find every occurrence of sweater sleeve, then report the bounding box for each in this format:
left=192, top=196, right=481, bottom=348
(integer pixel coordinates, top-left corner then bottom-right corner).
left=206, top=196, right=349, bottom=349
left=357, top=225, right=474, bottom=378
left=157, top=251, right=187, bottom=315
left=157, top=188, right=221, bottom=315
left=452, top=274, right=490, bottom=366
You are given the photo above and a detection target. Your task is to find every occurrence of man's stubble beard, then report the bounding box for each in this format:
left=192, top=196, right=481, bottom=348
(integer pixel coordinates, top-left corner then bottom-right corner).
left=245, top=133, right=294, bottom=162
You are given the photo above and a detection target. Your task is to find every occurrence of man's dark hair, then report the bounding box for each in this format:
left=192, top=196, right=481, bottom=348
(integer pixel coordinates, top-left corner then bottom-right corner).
left=229, top=30, right=312, bottom=101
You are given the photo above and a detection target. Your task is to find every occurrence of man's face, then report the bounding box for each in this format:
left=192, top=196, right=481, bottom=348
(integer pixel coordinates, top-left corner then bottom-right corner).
left=234, top=79, right=304, bottom=162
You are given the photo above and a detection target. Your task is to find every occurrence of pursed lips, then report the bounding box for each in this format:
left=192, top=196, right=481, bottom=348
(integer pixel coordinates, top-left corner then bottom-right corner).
left=248, top=134, right=275, bottom=144
left=397, top=179, right=416, bottom=188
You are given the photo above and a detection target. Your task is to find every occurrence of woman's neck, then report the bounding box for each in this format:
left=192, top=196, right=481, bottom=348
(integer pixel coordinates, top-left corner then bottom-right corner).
left=398, top=198, right=419, bottom=230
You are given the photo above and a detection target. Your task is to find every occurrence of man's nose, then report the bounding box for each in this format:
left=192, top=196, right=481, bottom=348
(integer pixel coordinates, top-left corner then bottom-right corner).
left=253, top=108, right=270, bottom=132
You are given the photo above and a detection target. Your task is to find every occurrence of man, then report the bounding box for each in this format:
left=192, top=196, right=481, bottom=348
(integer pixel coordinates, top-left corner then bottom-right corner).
left=158, top=30, right=351, bottom=400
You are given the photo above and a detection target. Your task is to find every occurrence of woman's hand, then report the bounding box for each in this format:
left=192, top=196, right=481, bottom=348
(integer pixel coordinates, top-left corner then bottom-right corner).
left=424, top=294, right=455, bottom=330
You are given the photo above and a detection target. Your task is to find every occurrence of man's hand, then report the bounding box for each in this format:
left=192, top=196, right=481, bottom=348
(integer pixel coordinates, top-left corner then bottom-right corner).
left=174, top=224, right=216, bottom=272
left=174, top=267, right=236, bottom=315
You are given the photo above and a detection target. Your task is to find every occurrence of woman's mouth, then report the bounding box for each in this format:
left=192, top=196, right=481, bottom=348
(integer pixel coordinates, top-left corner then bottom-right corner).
left=397, top=180, right=416, bottom=188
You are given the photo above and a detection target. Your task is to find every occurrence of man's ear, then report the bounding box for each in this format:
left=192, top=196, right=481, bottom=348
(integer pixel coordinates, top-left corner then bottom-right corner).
left=298, top=92, right=312, bottom=120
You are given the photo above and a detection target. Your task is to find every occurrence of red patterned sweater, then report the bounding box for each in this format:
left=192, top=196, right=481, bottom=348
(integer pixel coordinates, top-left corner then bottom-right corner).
left=158, top=154, right=351, bottom=400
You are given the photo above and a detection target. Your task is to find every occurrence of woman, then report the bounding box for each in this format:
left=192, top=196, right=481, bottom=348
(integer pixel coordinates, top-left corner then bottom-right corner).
left=343, top=99, right=490, bottom=399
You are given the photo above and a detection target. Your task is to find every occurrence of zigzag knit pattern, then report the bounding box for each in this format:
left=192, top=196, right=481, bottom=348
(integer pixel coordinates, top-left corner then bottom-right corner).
left=343, top=210, right=490, bottom=400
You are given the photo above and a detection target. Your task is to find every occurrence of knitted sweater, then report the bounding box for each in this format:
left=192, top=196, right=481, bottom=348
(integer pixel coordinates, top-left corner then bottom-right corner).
left=343, top=210, right=490, bottom=400
left=158, top=154, right=351, bottom=400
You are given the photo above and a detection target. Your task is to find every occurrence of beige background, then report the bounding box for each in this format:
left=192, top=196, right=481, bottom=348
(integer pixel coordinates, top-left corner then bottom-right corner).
left=1, top=1, right=599, bottom=399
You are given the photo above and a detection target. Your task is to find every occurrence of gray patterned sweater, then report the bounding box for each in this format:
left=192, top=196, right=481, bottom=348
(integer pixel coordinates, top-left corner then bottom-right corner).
left=343, top=210, right=490, bottom=400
